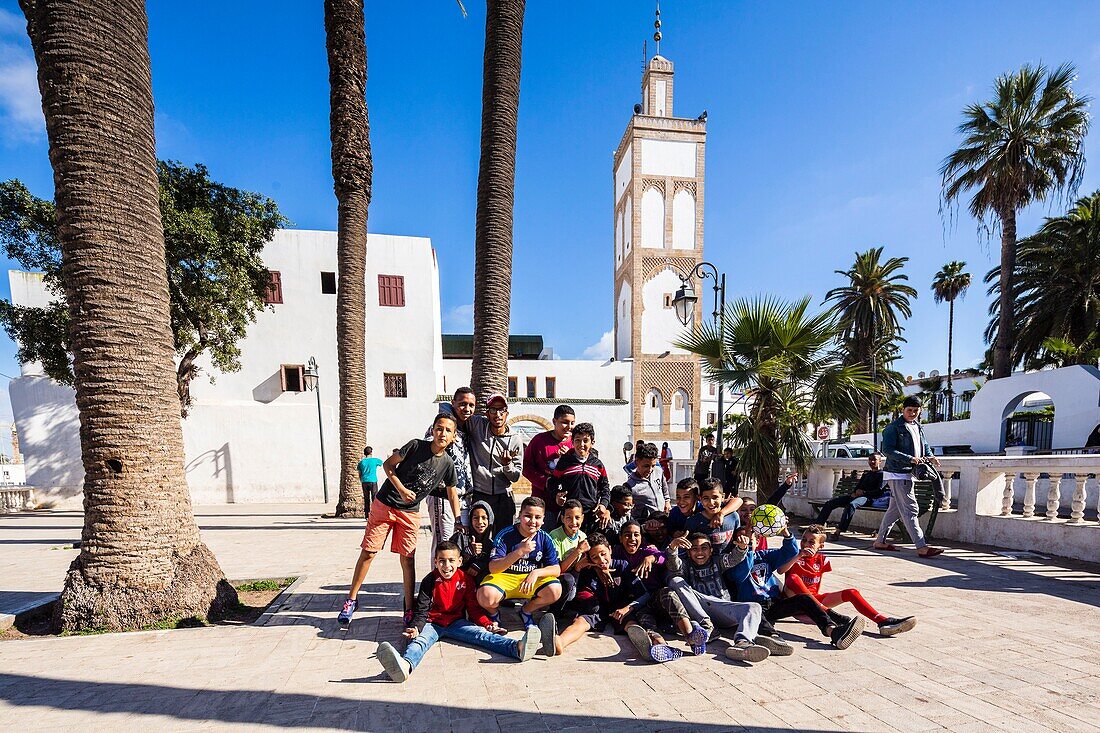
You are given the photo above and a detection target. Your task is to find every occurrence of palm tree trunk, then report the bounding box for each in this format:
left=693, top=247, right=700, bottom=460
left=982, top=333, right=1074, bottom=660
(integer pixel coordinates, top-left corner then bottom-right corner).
left=471, top=0, right=525, bottom=404
left=20, top=0, right=235, bottom=631
left=325, top=0, right=371, bottom=518
left=946, top=299, right=954, bottom=420
left=993, top=208, right=1017, bottom=379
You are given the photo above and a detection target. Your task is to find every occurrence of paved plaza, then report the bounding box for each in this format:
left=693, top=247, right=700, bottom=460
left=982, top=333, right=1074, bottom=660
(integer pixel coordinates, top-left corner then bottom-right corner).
left=1, top=504, right=1099, bottom=732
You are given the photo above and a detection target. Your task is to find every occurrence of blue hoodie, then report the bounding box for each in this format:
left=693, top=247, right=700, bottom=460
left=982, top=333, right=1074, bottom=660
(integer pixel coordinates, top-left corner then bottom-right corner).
left=727, top=536, right=800, bottom=603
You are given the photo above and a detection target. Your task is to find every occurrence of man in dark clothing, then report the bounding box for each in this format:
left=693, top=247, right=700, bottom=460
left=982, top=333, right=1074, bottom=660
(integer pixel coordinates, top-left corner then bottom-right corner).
left=815, top=453, right=887, bottom=540
left=693, top=435, right=718, bottom=482
left=712, top=448, right=740, bottom=495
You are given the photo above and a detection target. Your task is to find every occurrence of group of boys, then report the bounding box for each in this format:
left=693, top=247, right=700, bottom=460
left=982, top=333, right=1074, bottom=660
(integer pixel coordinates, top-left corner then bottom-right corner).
left=340, top=389, right=916, bottom=683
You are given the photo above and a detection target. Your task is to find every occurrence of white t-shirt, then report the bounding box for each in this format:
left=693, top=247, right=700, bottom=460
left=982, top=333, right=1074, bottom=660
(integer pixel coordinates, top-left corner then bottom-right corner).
left=884, top=420, right=924, bottom=482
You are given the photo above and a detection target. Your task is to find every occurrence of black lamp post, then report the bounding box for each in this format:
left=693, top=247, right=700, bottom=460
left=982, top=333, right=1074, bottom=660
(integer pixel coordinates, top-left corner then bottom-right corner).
left=303, top=356, right=329, bottom=504
left=673, top=261, right=727, bottom=452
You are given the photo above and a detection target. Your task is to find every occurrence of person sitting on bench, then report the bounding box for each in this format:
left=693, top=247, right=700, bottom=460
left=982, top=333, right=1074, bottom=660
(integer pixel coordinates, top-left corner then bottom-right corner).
left=814, top=453, right=886, bottom=540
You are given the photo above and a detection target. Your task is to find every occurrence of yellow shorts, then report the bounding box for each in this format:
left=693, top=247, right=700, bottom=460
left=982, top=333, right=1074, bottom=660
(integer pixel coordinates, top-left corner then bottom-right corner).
left=479, top=572, right=560, bottom=601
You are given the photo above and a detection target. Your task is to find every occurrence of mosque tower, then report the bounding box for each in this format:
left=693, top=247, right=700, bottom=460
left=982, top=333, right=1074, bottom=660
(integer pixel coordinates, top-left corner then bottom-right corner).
left=612, top=10, right=706, bottom=454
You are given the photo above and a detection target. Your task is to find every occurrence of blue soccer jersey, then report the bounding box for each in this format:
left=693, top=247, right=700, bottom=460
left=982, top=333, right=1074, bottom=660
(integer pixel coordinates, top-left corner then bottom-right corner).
left=490, top=526, right=560, bottom=574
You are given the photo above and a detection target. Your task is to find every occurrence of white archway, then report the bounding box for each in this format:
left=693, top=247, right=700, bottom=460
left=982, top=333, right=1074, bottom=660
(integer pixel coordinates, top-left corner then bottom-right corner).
left=672, top=189, right=695, bottom=250
left=671, top=389, right=690, bottom=432
left=641, top=187, right=664, bottom=248
left=644, top=388, right=664, bottom=432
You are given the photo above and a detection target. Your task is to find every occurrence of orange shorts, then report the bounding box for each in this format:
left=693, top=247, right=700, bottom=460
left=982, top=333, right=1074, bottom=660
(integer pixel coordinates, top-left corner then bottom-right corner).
left=361, top=500, right=419, bottom=557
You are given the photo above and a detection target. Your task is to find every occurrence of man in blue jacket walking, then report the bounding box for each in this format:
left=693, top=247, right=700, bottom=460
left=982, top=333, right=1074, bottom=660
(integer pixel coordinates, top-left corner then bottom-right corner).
left=874, top=396, right=944, bottom=557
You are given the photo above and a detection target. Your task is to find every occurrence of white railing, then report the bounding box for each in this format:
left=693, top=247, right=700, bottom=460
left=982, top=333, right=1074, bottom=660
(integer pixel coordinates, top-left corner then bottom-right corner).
left=782, top=456, right=1099, bottom=562
left=0, top=487, right=35, bottom=513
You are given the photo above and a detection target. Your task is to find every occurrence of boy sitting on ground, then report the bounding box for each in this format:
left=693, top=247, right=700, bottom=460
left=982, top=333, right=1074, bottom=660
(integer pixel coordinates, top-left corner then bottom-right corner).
left=614, top=521, right=689, bottom=663
left=377, top=541, right=540, bottom=682
left=728, top=523, right=865, bottom=650
left=642, top=511, right=671, bottom=550
left=785, top=525, right=916, bottom=636
left=684, top=478, right=742, bottom=554
left=547, top=499, right=589, bottom=618
left=669, top=478, right=743, bottom=539
left=477, top=496, right=562, bottom=652
left=553, top=533, right=648, bottom=656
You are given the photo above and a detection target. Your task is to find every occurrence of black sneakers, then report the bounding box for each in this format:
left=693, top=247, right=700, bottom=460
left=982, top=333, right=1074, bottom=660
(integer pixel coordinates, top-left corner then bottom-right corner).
left=878, top=616, right=917, bottom=636
left=830, top=615, right=866, bottom=650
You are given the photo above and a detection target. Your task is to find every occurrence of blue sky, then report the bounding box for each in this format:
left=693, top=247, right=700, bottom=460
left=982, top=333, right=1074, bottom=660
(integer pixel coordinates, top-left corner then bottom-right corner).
left=1, top=1, right=1100, bottom=425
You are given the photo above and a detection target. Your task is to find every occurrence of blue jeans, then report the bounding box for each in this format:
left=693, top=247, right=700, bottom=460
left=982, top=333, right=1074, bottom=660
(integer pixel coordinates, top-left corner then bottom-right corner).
left=815, top=495, right=869, bottom=532
left=402, top=618, right=519, bottom=670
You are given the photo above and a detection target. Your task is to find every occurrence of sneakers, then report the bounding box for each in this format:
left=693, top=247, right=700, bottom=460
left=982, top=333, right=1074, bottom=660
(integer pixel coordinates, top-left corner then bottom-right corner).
left=538, top=613, right=557, bottom=657
left=878, top=616, right=917, bottom=636
left=649, top=643, right=684, bottom=663
left=519, top=609, right=536, bottom=629
left=724, top=638, right=770, bottom=663
left=517, top=624, right=541, bottom=662
left=626, top=624, right=654, bottom=658
left=830, top=615, right=866, bottom=650
left=377, top=641, right=411, bottom=682
left=337, top=598, right=357, bottom=627
left=687, top=621, right=709, bottom=656
left=755, top=634, right=794, bottom=656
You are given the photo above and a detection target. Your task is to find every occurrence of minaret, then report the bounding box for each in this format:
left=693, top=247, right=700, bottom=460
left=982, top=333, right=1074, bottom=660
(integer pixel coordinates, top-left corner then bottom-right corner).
left=612, top=11, right=706, bottom=452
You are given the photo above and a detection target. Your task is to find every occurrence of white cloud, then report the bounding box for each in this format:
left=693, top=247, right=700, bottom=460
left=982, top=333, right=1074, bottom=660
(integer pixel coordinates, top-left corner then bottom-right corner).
left=442, top=303, right=474, bottom=332
left=0, top=39, right=44, bottom=140
left=582, top=329, right=614, bottom=360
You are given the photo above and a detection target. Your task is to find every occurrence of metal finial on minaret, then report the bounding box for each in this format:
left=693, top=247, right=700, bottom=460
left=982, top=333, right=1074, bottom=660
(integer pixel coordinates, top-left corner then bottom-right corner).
left=653, top=1, right=662, bottom=55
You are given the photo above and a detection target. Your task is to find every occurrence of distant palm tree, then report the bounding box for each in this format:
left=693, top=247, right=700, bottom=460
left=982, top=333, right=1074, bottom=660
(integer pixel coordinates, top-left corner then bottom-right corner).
left=471, top=0, right=525, bottom=404
left=931, top=261, right=971, bottom=420
left=986, top=192, right=1100, bottom=370
left=677, top=296, right=876, bottom=501
left=941, top=63, right=1091, bottom=379
left=20, top=0, right=234, bottom=631
left=824, top=247, right=916, bottom=432
left=325, top=0, right=372, bottom=518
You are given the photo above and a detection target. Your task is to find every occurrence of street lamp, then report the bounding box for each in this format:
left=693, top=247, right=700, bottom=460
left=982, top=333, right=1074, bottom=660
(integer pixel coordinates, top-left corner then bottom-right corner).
left=303, top=356, right=329, bottom=504
left=673, top=261, right=727, bottom=452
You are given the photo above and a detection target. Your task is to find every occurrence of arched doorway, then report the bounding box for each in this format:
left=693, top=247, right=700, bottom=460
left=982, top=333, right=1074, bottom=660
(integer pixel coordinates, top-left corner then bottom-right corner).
left=1001, top=391, right=1054, bottom=452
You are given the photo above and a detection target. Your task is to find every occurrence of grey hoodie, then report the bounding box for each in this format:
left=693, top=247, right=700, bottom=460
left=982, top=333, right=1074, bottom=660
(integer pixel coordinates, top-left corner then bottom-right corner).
left=466, top=414, right=523, bottom=496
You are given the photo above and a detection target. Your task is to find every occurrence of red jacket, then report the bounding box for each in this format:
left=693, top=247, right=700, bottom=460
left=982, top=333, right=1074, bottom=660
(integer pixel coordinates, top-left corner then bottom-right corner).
left=522, top=430, right=572, bottom=500
left=410, top=568, right=490, bottom=631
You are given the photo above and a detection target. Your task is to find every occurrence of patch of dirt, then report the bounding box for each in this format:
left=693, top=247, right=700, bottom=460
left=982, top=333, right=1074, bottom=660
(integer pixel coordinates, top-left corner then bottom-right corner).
left=0, top=577, right=295, bottom=639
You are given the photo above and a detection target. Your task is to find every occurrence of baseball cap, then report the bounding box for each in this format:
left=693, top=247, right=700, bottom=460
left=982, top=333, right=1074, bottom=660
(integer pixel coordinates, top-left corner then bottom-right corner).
left=486, top=393, right=509, bottom=409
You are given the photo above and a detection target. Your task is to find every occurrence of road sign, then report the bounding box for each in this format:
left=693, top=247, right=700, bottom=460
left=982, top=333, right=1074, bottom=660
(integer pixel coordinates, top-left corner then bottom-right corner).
left=816, top=426, right=830, bottom=440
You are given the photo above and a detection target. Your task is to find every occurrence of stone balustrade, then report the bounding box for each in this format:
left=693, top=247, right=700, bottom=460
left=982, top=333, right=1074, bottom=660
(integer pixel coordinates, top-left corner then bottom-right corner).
left=0, top=487, right=35, bottom=513
left=780, top=456, right=1099, bottom=562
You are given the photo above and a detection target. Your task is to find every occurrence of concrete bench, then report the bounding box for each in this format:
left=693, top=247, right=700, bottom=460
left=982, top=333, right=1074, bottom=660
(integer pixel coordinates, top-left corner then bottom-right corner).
left=809, top=474, right=940, bottom=541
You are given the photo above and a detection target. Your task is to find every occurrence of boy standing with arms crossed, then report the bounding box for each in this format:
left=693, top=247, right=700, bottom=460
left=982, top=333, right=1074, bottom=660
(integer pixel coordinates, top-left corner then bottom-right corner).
left=338, top=413, right=460, bottom=628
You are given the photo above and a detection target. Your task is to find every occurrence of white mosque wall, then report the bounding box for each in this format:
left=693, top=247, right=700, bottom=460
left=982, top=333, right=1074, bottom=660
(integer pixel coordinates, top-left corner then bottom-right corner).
left=615, top=144, right=632, bottom=203
left=641, top=269, right=690, bottom=355
left=616, top=282, right=632, bottom=359
left=639, top=139, right=696, bottom=178
left=623, top=197, right=633, bottom=255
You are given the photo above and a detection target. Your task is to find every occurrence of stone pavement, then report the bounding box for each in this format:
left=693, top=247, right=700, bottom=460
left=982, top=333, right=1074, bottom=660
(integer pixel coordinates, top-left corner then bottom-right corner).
left=1, top=504, right=1099, bottom=732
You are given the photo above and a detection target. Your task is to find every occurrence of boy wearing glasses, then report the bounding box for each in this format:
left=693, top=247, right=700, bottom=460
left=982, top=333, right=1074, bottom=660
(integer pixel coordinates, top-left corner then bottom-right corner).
left=468, top=393, right=524, bottom=536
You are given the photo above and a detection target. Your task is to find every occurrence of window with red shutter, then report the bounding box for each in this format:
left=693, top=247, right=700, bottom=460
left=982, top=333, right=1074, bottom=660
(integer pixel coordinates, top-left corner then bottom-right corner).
left=265, top=271, right=283, bottom=304
left=378, top=275, right=405, bottom=307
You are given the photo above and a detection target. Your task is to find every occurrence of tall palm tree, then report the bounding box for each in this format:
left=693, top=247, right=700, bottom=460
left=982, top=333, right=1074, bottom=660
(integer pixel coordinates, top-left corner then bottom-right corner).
left=19, top=0, right=234, bottom=631
left=325, top=0, right=371, bottom=518
left=931, top=261, right=971, bottom=420
left=941, top=63, right=1091, bottom=379
left=823, top=247, right=916, bottom=432
left=986, top=192, right=1100, bottom=370
left=677, top=296, right=876, bottom=501
left=471, top=0, right=525, bottom=404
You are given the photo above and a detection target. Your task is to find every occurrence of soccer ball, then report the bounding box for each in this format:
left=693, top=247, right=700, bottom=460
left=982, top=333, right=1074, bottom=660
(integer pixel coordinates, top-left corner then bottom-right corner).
left=749, top=504, right=786, bottom=537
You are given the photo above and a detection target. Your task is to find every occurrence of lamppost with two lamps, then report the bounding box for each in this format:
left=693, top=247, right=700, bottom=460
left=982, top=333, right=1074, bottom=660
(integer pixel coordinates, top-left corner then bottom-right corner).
left=303, top=356, right=329, bottom=504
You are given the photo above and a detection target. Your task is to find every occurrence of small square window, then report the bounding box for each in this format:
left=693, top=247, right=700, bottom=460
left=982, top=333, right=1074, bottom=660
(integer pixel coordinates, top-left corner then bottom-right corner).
left=265, top=271, right=283, bottom=304
left=526, top=377, right=536, bottom=399
left=708, top=382, right=716, bottom=396
left=708, top=412, right=717, bottom=426
left=321, top=272, right=337, bottom=294
left=614, top=377, right=623, bottom=400
left=507, top=377, right=518, bottom=399
left=545, top=377, right=556, bottom=400
left=378, top=274, right=405, bottom=307
left=384, top=373, right=407, bottom=398
left=281, top=364, right=304, bottom=392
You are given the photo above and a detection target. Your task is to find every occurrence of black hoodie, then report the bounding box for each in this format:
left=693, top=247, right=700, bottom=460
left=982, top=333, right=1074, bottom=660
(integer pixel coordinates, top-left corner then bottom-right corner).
left=449, top=499, right=495, bottom=579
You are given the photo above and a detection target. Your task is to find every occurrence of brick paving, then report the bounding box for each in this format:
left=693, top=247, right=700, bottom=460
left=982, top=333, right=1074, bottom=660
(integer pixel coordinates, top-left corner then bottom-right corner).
left=1, top=504, right=1099, bottom=732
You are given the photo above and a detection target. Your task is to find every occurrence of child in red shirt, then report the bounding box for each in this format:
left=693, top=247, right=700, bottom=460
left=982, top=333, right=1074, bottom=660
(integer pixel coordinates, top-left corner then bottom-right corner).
left=783, top=525, right=916, bottom=636
left=377, top=541, right=541, bottom=682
